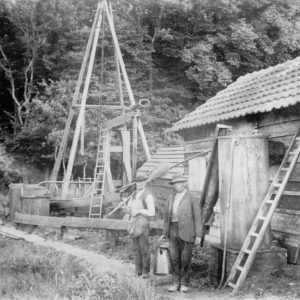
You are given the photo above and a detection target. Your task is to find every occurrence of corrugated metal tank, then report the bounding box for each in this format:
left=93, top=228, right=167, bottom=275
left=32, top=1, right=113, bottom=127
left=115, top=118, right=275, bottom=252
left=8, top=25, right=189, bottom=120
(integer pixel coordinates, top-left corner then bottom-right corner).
left=218, top=135, right=271, bottom=250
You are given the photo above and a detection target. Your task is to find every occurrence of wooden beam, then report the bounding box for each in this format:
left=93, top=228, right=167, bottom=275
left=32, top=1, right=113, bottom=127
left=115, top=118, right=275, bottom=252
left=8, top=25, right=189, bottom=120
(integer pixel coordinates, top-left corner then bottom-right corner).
left=110, top=146, right=123, bottom=152
left=104, top=130, right=114, bottom=194
left=110, top=2, right=124, bottom=107
left=132, top=115, right=137, bottom=178
left=121, top=129, right=132, bottom=183
left=73, top=104, right=125, bottom=110
left=104, top=112, right=135, bottom=129
left=50, top=1, right=102, bottom=183
left=104, top=1, right=151, bottom=159
left=14, top=212, right=163, bottom=231
left=137, top=117, right=151, bottom=160
left=62, top=3, right=104, bottom=198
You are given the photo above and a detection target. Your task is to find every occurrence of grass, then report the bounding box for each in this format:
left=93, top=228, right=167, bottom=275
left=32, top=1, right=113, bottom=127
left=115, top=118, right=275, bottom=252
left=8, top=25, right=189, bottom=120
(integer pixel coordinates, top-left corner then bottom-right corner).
left=241, top=267, right=300, bottom=299
left=0, top=235, right=168, bottom=300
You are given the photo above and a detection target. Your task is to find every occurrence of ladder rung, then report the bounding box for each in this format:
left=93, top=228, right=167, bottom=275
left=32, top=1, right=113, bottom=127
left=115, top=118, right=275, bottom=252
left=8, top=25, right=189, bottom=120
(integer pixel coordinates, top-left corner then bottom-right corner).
left=265, top=199, right=274, bottom=204
left=273, top=183, right=282, bottom=188
left=281, top=168, right=289, bottom=171
left=243, top=249, right=251, bottom=254
left=258, top=216, right=267, bottom=221
left=282, top=191, right=300, bottom=196
left=228, top=282, right=236, bottom=289
left=289, top=151, right=297, bottom=155
left=250, top=232, right=259, bottom=237
left=236, top=266, right=243, bottom=272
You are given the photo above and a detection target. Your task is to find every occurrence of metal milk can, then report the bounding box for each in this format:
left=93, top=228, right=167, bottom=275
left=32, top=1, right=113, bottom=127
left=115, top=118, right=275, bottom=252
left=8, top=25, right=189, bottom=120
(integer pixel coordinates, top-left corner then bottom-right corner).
left=153, top=242, right=172, bottom=275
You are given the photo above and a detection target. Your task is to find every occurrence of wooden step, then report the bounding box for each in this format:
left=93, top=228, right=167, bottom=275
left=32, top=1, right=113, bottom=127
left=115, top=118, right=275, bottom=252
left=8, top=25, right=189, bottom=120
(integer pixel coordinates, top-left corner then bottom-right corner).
left=228, top=282, right=236, bottom=289
left=282, top=191, right=300, bottom=196
left=281, top=168, right=289, bottom=171
left=265, top=199, right=274, bottom=204
left=243, top=249, right=251, bottom=254
left=236, top=266, right=244, bottom=272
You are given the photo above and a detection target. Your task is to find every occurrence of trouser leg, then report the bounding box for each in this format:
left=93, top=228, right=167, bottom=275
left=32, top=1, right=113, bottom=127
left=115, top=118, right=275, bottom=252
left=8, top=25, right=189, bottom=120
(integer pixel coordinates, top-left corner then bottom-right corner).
left=139, top=227, right=150, bottom=274
left=168, top=223, right=180, bottom=284
left=178, top=239, right=194, bottom=286
left=132, top=237, right=142, bottom=274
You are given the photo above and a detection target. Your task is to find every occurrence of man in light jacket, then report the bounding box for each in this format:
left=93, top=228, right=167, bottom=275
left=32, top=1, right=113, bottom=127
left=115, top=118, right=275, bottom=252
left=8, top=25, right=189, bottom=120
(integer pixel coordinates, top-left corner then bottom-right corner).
left=162, top=174, right=203, bottom=292
left=127, top=175, right=155, bottom=278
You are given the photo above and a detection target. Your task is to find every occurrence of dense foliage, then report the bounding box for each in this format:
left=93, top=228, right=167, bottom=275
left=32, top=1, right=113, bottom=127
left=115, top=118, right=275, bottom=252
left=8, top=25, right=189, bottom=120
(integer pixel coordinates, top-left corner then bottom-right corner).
left=0, top=0, right=300, bottom=180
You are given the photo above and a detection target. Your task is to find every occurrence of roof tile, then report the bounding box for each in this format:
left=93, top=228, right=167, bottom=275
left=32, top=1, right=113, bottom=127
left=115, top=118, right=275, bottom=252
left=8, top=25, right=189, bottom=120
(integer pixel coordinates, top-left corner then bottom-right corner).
left=170, top=57, right=300, bottom=132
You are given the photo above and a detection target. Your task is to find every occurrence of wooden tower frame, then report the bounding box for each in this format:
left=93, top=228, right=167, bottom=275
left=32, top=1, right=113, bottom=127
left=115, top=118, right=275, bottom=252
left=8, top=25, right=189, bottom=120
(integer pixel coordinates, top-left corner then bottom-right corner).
left=49, top=0, right=151, bottom=200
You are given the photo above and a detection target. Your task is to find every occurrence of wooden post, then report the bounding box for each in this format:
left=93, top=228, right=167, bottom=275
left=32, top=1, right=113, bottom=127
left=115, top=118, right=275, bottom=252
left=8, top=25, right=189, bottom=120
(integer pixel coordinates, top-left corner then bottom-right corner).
left=104, top=1, right=151, bottom=160
left=80, top=113, right=85, bottom=155
left=132, top=115, right=138, bottom=179
left=50, top=1, right=102, bottom=183
left=110, top=2, right=124, bottom=107
left=104, top=130, right=114, bottom=193
left=62, top=3, right=104, bottom=198
left=121, top=129, right=132, bottom=183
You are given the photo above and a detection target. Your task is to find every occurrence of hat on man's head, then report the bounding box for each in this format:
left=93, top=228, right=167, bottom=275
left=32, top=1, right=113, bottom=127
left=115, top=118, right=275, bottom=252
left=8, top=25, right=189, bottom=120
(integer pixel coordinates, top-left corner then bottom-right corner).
left=169, top=174, right=188, bottom=185
left=133, top=175, right=148, bottom=182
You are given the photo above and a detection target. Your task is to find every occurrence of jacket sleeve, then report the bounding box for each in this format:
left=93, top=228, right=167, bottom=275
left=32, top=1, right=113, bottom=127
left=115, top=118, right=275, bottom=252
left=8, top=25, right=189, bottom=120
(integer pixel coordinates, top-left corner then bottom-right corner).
left=191, top=194, right=203, bottom=238
left=162, top=197, right=170, bottom=237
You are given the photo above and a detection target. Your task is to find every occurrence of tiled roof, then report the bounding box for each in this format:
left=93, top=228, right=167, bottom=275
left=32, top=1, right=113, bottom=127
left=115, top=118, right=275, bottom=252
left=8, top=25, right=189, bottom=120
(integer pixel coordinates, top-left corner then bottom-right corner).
left=170, top=57, right=300, bottom=132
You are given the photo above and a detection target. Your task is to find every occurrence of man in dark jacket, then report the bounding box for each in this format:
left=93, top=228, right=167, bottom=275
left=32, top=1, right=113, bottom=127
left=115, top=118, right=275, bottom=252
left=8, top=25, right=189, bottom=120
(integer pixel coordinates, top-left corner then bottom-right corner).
left=162, top=174, right=203, bottom=293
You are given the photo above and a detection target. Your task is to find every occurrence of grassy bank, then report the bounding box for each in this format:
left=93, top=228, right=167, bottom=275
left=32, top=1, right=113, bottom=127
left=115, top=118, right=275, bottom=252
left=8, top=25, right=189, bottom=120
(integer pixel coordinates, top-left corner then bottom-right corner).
left=0, top=235, right=167, bottom=300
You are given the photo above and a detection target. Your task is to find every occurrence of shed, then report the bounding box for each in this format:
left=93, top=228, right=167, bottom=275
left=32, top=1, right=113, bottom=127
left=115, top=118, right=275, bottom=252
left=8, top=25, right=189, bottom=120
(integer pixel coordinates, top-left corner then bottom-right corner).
left=169, top=56, right=300, bottom=264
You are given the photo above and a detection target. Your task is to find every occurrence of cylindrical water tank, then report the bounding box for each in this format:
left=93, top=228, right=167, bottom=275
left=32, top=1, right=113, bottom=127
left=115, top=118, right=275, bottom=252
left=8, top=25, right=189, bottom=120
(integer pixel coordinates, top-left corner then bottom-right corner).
left=218, top=135, right=271, bottom=250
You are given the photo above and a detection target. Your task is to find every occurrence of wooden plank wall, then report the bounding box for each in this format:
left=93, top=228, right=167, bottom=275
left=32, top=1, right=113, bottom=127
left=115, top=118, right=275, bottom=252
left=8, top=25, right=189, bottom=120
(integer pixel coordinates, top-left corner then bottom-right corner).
left=182, top=107, right=300, bottom=263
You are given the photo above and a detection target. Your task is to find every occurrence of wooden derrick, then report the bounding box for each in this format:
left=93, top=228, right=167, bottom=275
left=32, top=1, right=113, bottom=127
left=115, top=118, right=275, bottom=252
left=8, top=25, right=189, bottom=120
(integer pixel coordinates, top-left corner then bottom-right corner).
left=46, top=0, right=151, bottom=213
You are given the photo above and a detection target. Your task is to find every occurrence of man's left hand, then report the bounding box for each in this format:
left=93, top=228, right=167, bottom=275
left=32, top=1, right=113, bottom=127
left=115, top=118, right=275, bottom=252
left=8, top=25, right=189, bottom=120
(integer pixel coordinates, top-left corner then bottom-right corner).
left=195, top=237, right=201, bottom=245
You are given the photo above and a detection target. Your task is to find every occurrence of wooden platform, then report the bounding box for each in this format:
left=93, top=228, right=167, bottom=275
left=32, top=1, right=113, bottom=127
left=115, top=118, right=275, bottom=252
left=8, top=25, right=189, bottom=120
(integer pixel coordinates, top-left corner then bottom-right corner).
left=14, top=212, right=163, bottom=232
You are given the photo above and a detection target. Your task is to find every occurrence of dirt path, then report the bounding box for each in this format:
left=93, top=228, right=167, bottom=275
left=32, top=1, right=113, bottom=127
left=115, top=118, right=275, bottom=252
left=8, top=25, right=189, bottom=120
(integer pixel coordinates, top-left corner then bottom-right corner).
left=0, top=225, right=286, bottom=300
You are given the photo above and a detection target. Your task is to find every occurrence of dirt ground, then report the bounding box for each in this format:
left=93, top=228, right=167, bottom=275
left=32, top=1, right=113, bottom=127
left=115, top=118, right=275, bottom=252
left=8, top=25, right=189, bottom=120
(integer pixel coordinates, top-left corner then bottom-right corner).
left=13, top=224, right=300, bottom=300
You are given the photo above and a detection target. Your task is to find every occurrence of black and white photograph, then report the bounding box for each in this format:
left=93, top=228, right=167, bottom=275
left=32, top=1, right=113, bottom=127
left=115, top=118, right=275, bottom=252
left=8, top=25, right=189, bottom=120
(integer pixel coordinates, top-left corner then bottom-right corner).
left=0, top=0, right=300, bottom=299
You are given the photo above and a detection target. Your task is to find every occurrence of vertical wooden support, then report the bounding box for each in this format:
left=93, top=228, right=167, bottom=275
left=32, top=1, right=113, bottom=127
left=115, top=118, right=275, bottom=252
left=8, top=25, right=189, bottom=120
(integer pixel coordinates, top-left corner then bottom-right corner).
left=132, top=115, right=138, bottom=179
left=80, top=113, right=85, bottom=155
left=104, top=1, right=151, bottom=160
left=50, top=1, right=102, bottom=183
left=62, top=3, right=104, bottom=198
left=104, top=130, right=114, bottom=194
left=109, top=2, right=124, bottom=107
left=121, top=129, right=132, bottom=183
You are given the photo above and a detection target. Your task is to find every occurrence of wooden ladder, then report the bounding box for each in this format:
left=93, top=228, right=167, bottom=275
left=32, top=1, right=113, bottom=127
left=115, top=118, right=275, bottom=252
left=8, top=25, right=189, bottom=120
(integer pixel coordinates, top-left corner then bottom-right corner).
left=89, top=128, right=110, bottom=218
left=226, top=128, right=300, bottom=295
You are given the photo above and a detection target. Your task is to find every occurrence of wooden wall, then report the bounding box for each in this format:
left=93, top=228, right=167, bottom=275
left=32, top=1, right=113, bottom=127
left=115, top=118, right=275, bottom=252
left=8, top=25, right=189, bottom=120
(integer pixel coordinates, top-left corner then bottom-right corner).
left=180, top=105, right=300, bottom=263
